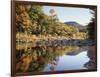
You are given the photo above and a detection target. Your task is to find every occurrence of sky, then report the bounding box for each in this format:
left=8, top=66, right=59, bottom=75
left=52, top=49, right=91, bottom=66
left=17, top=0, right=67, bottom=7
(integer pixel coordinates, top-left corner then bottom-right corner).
left=43, top=6, right=93, bottom=25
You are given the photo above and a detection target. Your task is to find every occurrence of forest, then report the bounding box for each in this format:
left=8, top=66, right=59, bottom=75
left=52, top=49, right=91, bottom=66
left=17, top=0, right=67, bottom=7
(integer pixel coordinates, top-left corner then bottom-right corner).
left=16, top=4, right=95, bottom=43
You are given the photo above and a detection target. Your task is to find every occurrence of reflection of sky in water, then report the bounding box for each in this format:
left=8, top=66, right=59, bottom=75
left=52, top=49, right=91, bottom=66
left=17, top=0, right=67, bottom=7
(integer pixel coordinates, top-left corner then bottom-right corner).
left=44, top=51, right=90, bottom=71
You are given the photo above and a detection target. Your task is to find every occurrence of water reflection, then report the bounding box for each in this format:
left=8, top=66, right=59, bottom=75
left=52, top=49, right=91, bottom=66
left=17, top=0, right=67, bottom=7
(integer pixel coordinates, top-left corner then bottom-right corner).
left=84, top=46, right=97, bottom=69
left=16, top=43, right=96, bottom=73
left=44, top=51, right=89, bottom=71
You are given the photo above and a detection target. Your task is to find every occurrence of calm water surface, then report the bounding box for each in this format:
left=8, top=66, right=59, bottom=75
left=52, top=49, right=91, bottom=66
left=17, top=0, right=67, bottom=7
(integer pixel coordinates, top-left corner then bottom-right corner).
left=44, top=51, right=89, bottom=72
left=16, top=43, right=95, bottom=73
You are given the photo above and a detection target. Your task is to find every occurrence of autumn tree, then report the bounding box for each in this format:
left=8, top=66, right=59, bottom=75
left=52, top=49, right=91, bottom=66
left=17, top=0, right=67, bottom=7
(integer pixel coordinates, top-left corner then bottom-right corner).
left=16, top=4, right=32, bottom=33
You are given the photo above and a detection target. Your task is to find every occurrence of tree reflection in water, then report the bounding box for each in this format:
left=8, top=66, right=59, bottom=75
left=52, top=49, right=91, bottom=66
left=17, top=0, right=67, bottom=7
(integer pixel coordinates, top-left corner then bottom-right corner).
left=16, top=43, right=96, bottom=73
left=84, top=46, right=97, bottom=69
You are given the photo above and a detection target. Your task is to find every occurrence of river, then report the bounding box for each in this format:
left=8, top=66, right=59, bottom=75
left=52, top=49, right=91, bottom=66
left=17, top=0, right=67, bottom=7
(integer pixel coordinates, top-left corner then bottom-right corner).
left=16, top=40, right=96, bottom=73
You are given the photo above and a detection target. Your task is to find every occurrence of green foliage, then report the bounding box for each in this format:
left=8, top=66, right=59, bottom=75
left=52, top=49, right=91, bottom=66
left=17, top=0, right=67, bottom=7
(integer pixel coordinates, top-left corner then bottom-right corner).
left=87, top=9, right=95, bottom=39
left=87, top=19, right=95, bottom=39
left=16, top=4, right=88, bottom=42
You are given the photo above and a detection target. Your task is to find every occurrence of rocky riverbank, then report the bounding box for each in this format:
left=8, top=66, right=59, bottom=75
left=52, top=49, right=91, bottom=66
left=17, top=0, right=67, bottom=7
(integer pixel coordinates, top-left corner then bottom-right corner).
left=35, top=39, right=94, bottom=47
